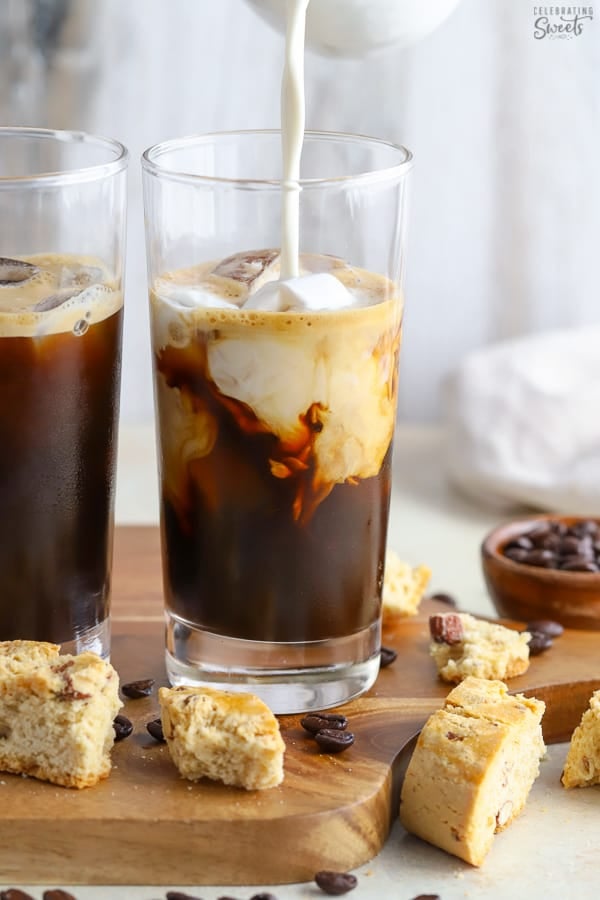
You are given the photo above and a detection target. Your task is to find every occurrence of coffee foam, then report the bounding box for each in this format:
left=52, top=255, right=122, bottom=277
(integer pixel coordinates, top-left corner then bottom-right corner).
left=153, top=250, right=393, bottom=317
left=0, top=253, right=122, bottom=338
left=151, top=253, right=402, bottom=516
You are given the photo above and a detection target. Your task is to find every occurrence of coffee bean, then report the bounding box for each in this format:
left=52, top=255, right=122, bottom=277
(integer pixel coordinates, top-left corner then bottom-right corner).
left=539, top=533, right=563, bottom=552
left=121, top=678, right=155, bottom=699
left=527, top=630, right=553, bottom=655
left=43, top=891, right=77, bottom=900
left=1, top=890, right=35, bottom=900
left=314, top=870, right=358, bottom=895
left=380, top=646, right=397, bottom=668
left=527, top=522, right=553, bottom=546
left=166, top=893, right=204, bottom=900
left=561, top=535, right=582, bottom=555
left=166, top=892, right=206, bottom=900
left=521, top=548, right=555, bottom=568
left=505, top=536, right=534, bottom=551
left=429, top=591, right=458, bottom=607
left=570, top=520, right=599, bottom=538
left=411, top=895, right=441, bottom=900
left=504, top=547, right=530, bottom=563
left=314, top=729, right=355, bottom=753
left=561, top=559, right=598, bottom=573
left=300, top=712, right=348, bottom=734
left=146, top=717, right=165, bottom=742
left=113, top=714, right=133, bottom=741
left=250, top=894, right=279, bottom=900
left=526, top=619, right=564, bottom=637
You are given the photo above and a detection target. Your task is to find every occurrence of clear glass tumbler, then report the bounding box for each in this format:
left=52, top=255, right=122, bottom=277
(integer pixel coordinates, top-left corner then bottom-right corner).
left=0, top=127, right=128, bottom=658
left=142, top=130, right=411, bottom=712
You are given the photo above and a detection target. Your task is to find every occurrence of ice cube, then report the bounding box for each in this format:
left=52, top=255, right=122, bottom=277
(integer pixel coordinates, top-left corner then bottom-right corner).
left=158, top=282, right=238, bottom=310
left=0, top=257, right=39, bottom=286
left=34, top=286, right=85, bottom=312
left=59, top=264, right=103, bottom=289
left=244, top=272, right=353, bottom=312
left=212, top=249, right=280, bottom=294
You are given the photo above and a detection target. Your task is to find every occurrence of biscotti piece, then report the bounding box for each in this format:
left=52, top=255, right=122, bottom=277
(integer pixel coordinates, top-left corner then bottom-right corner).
left=561, top=689, right=600, bottom=788
left=159, top=685, right=285, bottom=790
left=0, top=640, right=121, bottom=789
left=400, top=676, right=545, bottom=867
left=382, top=549, right=431, bottom=620
left=429, top=612, right=530, bottom=683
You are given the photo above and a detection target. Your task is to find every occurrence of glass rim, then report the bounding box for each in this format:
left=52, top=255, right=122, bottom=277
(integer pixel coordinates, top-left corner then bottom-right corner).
left=0, top=127, right=129, bottom=189
left=141, top=129, right=413, bottom=189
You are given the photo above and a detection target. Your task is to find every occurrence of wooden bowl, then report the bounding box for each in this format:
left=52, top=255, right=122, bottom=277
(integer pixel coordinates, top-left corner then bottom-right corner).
left=481, top=515, right=600, bottom=630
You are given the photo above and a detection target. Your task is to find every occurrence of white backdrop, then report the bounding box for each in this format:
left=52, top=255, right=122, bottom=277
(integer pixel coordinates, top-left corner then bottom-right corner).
left=2, top=0, right=600, bottom=423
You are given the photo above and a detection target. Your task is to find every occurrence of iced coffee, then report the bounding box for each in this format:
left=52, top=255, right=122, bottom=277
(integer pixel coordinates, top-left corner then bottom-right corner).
left=151, top=249, right=401, bottom=649
left=0, top=253, right=123, bottom=647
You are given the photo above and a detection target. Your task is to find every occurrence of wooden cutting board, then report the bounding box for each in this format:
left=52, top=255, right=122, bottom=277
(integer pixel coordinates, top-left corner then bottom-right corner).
left=0, top=525, right=598, bottom=887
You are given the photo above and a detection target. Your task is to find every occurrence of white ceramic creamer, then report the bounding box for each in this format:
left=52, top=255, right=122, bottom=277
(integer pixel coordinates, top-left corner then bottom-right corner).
left=245, top=0, right=462, bottom=56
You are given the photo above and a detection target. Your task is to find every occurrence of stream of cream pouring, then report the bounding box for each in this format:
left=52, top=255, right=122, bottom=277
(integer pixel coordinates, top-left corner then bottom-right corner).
left=280, top=0, right=310, bottom=280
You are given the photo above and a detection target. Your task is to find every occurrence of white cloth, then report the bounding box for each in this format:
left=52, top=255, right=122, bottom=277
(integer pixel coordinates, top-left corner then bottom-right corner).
left=445, top=327, right=600, bottom=515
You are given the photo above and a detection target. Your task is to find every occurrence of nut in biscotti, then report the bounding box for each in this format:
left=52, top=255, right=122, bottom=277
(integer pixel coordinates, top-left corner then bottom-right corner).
left=429, top=613, right=464, bottom=644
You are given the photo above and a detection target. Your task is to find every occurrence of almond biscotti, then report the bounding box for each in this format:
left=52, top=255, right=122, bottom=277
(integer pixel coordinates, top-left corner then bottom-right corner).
left=0, top=640, right=121, bottom=788
left=561, top=689, right=600, bottom=788
left=429, top=612, right=530, bottom=683
left=159, top=685, right=285, bottom=790
left=400, top=676, right=546, bottom=867
left=382, top=549, right=431, bottom=620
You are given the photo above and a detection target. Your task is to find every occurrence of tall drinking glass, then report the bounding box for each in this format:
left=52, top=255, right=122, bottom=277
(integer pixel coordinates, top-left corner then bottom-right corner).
left=142, top=130, right=411, bottom=712
left=0, top=127, right=128, bottom=658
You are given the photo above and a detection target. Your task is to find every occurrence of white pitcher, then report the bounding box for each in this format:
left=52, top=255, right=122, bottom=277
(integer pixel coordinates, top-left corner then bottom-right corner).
left=245, top=0, right=463, bottom=56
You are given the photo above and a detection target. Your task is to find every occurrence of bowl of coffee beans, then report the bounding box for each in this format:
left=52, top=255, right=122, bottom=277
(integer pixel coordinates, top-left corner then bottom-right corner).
left=481, top=516, right=600, bottom=630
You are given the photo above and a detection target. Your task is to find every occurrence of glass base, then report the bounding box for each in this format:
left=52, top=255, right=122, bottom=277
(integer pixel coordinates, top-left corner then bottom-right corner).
left=60, top=618, right=110, bottom=660
left=165, top=613, right=381, bottom=715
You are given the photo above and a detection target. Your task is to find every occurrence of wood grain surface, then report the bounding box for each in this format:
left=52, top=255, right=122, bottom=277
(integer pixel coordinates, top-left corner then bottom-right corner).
left=0, top=526, right=598, bottom=886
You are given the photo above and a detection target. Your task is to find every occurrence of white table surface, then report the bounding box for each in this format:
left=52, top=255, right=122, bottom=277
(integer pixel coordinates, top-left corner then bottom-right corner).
left=6, top=424, right=598, bottom=900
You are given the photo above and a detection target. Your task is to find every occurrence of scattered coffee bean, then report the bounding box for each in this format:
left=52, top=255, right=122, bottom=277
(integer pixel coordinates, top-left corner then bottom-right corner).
left=527, top=630, right=553, bottom=656
left=43, top=891, right=77, bottom=900
left=121, top=678, right=155, bottom=699
left=380, top=646, right=397, bottom=668
left=315, top=870, right=358, bottom=895
left=429, top=591, right=458, bottom=607
left=429, top=613, right=463, bottom=645
left=411, top=895, right=441, bottom=900
left=250, top=894, right=279, bottom=900
left=300, top=712, right=348, bottom=735
left=526, top=619, right=564, bottom=638
left=0, top=890, right=35, bottom=900
left=314, top=728, right=355, bottom=754
left=501, top=519, right=600, bottom=571
left=112, top=714, right=133, bottom=742
left=146, top=717, right=165, bottom=742
left=166, top=892, right=204, bottom=900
